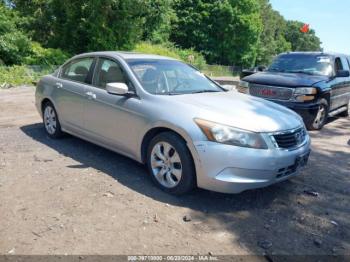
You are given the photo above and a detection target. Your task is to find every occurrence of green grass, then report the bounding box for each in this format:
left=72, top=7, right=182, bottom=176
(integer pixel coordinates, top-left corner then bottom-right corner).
left=0, top=65, right=54, bottom=87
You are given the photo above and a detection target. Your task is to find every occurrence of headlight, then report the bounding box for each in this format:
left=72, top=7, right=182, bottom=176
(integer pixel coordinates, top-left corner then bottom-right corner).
left=194, top=119, right=268, bottom=149
left=237, top=80, right=249, bottom=94
left=293, top=87, right=317, bottom=102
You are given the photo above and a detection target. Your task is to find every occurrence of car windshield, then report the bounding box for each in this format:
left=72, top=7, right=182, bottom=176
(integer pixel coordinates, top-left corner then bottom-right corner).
left=268, top=54, right=333, bottom=76
left=126, top=59, right=223, bottom=95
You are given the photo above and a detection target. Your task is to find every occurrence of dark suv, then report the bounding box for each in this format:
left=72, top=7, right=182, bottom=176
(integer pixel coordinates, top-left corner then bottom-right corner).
left=239, top=52, right=350, bottom=130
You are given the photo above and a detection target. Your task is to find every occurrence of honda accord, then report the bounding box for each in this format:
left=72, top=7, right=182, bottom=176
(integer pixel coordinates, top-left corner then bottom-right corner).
left=35, top=52, right=311, bottom=195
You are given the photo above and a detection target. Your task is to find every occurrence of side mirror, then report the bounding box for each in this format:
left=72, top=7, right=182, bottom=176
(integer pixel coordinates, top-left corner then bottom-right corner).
left=336, top=70, right=350, bottom=78
left=257, top=66, right=266, bottom=72
left=106, top=82, right=129, bottom=95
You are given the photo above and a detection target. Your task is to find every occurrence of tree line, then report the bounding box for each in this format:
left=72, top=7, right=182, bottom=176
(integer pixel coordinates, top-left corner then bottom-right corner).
left=0, top=0, right=322, bottom=67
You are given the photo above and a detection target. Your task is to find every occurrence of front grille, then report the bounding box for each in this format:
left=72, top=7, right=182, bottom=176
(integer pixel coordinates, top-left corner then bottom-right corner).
left=249, top=84, right=293, bottom=100
left=273, top=128, right=306, bottom=149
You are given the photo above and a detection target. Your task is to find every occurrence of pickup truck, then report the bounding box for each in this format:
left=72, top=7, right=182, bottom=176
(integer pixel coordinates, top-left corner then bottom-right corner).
left=238, top=52, right=350, bottom=130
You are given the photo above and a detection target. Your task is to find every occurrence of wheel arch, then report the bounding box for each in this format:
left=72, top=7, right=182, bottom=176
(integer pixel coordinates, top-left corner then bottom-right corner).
left=319, top=92, right=331, bottom=105
left=140, top=123, right=198, bottom=165
left=41, top=98, right=54, bottom=116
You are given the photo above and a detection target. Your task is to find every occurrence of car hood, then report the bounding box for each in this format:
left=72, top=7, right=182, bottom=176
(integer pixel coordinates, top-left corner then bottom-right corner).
left=244, top=71, right=328, bottom=87
left=168, top=91, right=303, bottom=133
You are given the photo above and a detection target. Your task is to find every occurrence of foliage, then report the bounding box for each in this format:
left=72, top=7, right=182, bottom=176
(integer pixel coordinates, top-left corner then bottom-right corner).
left=285, top=21, right=322, bottom=52
left=0, top=65, right=52, bottom=86
left=170, top=0, right=263, bottom=67
left=141, top=0, right=175, bottom=44
left=2, top=0, right=324, bottom=72
left=134, top=42, right=206, bottom=69
left=255, top=0, right=291, bottom=66
left=9, top=0, right=175, bottom=54
left=255, top=0, right=321, bottom=66
left=24, top=42, right=69, bottom=66
left=0, top=4, right=32, bottom=65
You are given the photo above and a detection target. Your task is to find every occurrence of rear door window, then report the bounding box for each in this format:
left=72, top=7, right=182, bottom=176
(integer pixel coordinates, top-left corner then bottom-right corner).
left=61, top=58, right=94, bottom=84
left=334, top=57, right=344, bottom=72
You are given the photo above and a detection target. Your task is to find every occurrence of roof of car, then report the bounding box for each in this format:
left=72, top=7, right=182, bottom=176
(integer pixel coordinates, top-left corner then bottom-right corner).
left=72, top=51, right=179, bottom=61
left=279, top=51, right=349, bottom=57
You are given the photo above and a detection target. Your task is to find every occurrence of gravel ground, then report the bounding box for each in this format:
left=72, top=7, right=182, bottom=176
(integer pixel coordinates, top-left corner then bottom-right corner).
left=0, top=86, right=349, bottom=255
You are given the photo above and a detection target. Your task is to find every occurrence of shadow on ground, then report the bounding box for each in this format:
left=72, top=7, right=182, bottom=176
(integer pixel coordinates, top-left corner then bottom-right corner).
left=20, top=121, right=350, bottom=256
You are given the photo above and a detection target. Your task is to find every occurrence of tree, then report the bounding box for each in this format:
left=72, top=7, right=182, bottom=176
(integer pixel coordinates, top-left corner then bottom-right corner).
left=8, top=0, right=54, bottom=46
left=10, top=0, right=176, bottom=54
left=170, top=0, right=263, bottom=67
left=0, top=3, right=31, bottom=65
left=256, top=0, right=291, bottom=66
left=284, top=21, right=322, bottom=52
left=141, top=0, right=175, bottom=44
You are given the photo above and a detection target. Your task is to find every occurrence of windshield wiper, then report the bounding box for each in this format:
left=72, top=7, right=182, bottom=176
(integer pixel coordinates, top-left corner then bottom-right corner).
left=286, top=70, right=315, bottom=75
left=189, top=90, right=221, bottom=94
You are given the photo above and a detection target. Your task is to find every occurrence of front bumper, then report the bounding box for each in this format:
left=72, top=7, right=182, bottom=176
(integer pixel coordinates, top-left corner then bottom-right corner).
left=192, top=135, right=311, bottom=194
left=268, top=100, right=320, bottom=124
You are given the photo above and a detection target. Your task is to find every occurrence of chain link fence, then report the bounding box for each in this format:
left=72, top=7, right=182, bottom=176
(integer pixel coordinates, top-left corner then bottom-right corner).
left=202, top=64, right=241, bottom=77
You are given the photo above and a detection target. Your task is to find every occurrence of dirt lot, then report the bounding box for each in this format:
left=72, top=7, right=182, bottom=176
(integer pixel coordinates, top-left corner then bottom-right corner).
left=0, top=86, right=349, bottom=256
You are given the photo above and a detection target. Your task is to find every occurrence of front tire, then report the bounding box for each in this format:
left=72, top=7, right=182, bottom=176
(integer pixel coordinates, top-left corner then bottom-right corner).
left=305, top=98, right=329, bottom=130
left=43, top=101, right=64, bottom=138
left=146, top=132, right=196, bottom=195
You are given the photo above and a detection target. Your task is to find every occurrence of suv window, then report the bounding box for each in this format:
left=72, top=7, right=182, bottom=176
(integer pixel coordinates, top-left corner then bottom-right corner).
left=334, top=57, right=344, bottom=72
left=94, top=58, right=127, bottom=89
left=340, top=56, right=350, bottom=71
left=61, top=58, right=94, bottom=84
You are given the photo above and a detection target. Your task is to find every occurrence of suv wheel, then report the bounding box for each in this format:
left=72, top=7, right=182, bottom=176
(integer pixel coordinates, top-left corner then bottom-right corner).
left=43, top=102, right=64, bottom=138
left=146, top=132, right=196, bottom=195
left=305, top=98, right=329, bottom=130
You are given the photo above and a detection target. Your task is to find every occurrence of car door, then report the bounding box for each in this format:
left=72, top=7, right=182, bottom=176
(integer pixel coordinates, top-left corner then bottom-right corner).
left=339, top=56, right=350, bottom=106
left=83, top=57, right=143, bottom=158
left=329, top=57, right=350, bottom=110
left=55, top=57, right=95, bottom=131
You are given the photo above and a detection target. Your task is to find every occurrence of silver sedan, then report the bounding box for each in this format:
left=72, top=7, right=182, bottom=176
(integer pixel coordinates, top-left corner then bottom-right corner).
left=35, top=52, right=311, bottom=195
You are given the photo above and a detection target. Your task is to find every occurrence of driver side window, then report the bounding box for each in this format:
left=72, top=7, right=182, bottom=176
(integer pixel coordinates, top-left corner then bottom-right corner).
left=334, top=57, right=344, bottom=73
left=94, top=58, right=127, bottom=89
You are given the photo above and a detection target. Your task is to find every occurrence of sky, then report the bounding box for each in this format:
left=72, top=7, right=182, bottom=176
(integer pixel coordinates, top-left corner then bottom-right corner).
left=270, top=0, right=350, bottom=54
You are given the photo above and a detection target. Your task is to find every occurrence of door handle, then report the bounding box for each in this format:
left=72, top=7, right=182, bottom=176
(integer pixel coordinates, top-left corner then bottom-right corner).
left=86, top=91, right=97, bottom=100
left=55, top=82, right=63, bottom=88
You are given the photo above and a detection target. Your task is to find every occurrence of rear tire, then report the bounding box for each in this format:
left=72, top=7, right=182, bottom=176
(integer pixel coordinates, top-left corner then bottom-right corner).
left=305, top=98, right=329, bottom=130
left=146, top=132, right=196, bottom=195
left=43, top=101, right=64, bottom=138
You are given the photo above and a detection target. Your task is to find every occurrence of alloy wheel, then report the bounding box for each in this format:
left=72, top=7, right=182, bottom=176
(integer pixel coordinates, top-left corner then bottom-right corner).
left=314, top=104, right=326, bottom=125
left=150, top=142, right=183, bottom=188
left=44, top=105, right=57, bottom=135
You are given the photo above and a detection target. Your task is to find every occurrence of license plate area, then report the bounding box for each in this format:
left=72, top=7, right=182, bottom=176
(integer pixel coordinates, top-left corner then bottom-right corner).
left=294, top=151, right=310, bottom=170
left=276, top=151, right=310, bottom=179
